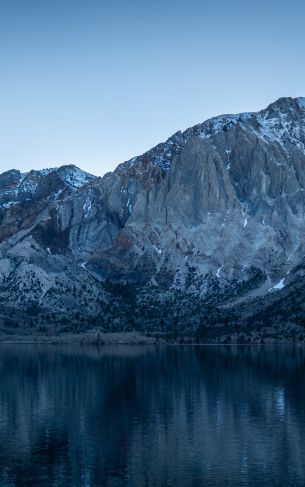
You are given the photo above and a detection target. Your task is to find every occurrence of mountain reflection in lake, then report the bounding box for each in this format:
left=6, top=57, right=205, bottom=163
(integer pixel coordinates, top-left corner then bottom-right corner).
left=0, top=345, right=304, bottom=486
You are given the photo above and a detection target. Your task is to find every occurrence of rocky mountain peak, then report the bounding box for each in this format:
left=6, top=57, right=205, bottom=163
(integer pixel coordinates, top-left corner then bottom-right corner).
left=0, top=164, right=96, bottom=209
left=265, top=96, right=305, bottom=114
left=118, top=97, right=305, bottom=179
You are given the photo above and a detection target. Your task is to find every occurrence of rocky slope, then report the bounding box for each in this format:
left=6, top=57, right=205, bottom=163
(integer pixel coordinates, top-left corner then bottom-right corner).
left=1, top=97, right=305, bottom=342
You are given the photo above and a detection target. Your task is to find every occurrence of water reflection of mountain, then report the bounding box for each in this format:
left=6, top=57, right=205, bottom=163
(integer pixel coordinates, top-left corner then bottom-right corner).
left=0, top=345, right=304, bottom=486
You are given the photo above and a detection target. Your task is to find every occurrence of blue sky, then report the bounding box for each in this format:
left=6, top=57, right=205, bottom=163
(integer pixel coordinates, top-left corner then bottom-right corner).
left=0, top=0, right=304, bottom=176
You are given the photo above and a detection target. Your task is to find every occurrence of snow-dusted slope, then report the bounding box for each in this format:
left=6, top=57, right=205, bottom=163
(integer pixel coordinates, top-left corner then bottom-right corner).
left=0, top=164, right=96, bottom=208
left=56, top=165, right=96, bottom=189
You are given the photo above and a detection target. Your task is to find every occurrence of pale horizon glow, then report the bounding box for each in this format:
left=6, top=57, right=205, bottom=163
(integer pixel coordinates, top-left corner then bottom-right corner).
left=0, top=0, right=304, bottom=177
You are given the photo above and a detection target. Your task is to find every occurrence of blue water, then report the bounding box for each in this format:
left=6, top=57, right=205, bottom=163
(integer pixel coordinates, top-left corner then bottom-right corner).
left=0, top=345, right=304, bottom=486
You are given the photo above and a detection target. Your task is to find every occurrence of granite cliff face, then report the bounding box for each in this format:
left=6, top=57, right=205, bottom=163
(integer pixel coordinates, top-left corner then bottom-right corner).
left=1, top=97, right=305, bottom=341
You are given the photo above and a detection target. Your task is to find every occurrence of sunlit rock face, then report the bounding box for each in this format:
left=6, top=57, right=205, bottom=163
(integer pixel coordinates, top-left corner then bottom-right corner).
left=1, top=97, right=305, bottom=336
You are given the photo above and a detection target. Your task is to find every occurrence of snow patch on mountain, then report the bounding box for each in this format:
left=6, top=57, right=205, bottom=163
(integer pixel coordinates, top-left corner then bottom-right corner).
left=268, top=278, right=285, bottom=292
left=58, top=165, right=95, bottom=189
left=297, top=98, right=305, bottom=110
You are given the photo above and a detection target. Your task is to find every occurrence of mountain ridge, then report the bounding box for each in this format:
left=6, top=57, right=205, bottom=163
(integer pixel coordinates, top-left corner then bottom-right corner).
left=1, top=96, right=305, bottom=342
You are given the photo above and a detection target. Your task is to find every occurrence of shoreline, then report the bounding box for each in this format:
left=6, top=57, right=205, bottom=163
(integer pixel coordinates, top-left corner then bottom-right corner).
left=0, top=331, right=157, bottom=345
left=0, top=331, right=302, bottom=346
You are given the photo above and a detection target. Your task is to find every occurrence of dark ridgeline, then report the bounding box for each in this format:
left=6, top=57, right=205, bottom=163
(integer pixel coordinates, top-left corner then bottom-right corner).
left=0, top=346, right=304, bottom=485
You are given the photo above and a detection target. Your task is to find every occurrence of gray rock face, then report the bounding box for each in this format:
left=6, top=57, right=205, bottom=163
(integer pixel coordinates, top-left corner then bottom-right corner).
left=1, top=97, right=305, bottom=338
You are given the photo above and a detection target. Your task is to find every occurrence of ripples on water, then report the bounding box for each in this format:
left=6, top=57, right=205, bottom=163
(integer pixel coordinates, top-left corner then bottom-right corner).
left=0, top=345, right=304, bottom=486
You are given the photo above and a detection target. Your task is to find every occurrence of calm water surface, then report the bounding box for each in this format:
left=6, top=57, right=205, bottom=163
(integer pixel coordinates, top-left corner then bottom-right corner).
left=0, top=345, right=304, bottom=486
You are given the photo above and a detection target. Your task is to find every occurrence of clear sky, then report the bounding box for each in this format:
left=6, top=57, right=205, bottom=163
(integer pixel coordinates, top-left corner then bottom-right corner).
left=0, top=0, right=304, bottom=176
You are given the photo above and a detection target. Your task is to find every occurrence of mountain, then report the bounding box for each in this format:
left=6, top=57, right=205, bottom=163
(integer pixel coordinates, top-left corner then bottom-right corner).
left=1, top=97, right=305, bottom=342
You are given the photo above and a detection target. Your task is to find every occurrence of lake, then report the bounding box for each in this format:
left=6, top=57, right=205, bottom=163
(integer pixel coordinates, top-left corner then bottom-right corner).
left=0, top=345, right=304, bottom=486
